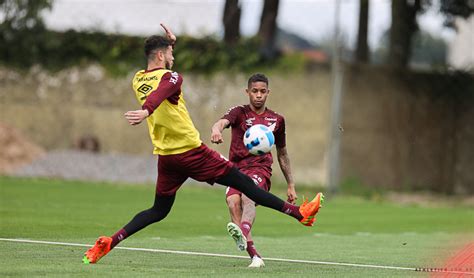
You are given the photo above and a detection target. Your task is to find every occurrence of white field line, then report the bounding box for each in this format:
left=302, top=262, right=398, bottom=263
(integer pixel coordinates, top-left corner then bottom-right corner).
left=1, top=238, right=472, bottom=275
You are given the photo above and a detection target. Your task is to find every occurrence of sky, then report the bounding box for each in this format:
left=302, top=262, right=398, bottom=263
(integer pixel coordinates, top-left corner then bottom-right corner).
left=43, top=0, right=455, bottom=49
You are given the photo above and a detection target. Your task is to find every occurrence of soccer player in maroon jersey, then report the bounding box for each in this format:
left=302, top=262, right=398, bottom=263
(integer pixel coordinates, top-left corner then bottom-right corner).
left=83, top=24, right=323, bottom=265
left=211, top=73, right=298, bottom=267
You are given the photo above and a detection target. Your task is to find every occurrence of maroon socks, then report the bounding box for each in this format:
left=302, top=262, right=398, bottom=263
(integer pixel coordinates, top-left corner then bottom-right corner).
left=111, top=228, right=128, bottom=249
left=240, top=221, right=252, bottom=238
left=281, top=202, right=303, bottom=221
left=241, top=221, right=261, bottom=258
left=247, top=241, right=261, bottom=258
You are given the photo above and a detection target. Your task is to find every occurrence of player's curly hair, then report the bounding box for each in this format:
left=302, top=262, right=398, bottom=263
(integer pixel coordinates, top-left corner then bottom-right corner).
left=144, top=35, right=173, bottom=61
left=247, top=73, right=269, bottom=88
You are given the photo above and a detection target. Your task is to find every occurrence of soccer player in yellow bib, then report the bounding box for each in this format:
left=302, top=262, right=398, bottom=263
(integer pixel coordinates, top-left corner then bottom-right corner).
left=83, top=24, right=324, bottom=265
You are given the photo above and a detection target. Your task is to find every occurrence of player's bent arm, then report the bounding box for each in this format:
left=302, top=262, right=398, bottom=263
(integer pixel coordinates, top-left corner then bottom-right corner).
left=210, top=119, right=230, bottom=144
left=142, top=72, right=183, bottom=116
left=276, top=146, right=298, bottom=203
left=160, top=23, right=176, bottom=45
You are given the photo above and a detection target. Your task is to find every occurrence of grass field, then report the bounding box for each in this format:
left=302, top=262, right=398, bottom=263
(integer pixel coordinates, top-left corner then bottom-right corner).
left=1, top=176, right=473, bottom=277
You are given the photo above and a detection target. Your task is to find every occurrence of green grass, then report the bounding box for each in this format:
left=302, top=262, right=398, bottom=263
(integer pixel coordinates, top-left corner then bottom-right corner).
left=1, top=176, right=472, bottom=277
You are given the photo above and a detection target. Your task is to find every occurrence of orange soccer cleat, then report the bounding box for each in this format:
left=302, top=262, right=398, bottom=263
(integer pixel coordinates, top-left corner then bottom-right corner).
left=299, top=193, right=324, bottom=226
left=83, top=236, right=112, bottom=264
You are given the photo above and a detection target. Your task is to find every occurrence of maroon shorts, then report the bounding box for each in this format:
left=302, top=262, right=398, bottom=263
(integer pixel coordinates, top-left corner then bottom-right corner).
left=156, top=144, right=234, bottom=196
left=225, top=167, right=272, bottom=198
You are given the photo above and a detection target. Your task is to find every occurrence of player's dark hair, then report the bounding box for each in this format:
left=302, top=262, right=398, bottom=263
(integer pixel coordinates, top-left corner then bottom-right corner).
left=144, top=35, right=172, bottom=60
left=247, top=73, right=269, bottom=88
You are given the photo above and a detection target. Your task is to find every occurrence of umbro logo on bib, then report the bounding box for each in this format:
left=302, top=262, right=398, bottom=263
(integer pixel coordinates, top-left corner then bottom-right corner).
left=137, top=84, right=153, bottom=99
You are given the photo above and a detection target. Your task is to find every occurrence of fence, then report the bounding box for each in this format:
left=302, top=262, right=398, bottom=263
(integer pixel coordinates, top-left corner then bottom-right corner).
left=0, top=65, right=472, bottom=193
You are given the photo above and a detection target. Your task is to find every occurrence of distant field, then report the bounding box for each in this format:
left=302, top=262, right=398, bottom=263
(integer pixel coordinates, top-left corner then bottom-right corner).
left=1, top=177, right=472, bottom=277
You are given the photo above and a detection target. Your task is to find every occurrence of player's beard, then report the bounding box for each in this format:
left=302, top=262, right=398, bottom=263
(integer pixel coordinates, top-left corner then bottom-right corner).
left=165, top=60, right=173, bottom=70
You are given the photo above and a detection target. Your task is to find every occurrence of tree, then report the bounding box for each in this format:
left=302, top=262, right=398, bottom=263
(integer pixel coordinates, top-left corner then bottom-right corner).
left=0, top=0, right=52, bottom=31
left=388, top=0, right=430, bottom=68
left=0, top=0, right=53, bottom=66
left=355, top=0, right=369, bottom=63
left=258, top=0, right=280, bottom=60
left=384, top=0, right=472, bottom=69
left=222, top=0, right=241, bottom=45
left=373, top=29, right=447, bottom=69
left=440, top=0, right=474, bottom=28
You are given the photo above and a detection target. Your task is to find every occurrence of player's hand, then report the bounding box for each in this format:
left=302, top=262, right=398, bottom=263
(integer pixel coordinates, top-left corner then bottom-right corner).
left=124, top=109, right=149, bottom=125
left=210, top=129, right=224, bottom=144
left=287, top=184, right=297, bottom=204
left=160, top=23, right=176, bottom=44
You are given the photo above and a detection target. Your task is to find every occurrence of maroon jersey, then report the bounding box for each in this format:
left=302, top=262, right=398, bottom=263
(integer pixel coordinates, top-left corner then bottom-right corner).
left=222, top=105, right=286, bottom=171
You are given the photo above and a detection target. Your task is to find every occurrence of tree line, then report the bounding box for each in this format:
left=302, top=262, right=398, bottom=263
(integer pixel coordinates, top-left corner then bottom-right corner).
left=1, top=0, right=473, bottom=72
left=223, top=0, right=473, bottom=68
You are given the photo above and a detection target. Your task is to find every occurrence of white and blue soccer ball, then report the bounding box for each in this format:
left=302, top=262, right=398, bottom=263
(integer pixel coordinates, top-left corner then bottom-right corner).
left=243, top=124, right=275, bottom=155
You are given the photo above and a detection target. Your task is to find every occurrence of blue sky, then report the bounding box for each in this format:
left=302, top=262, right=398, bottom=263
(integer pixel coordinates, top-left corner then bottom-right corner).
left=43, top=0, right=455, bottom=49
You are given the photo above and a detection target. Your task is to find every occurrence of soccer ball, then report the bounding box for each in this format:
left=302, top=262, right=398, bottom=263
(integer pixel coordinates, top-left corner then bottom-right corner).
left=243, top=124, right=275, bottom=155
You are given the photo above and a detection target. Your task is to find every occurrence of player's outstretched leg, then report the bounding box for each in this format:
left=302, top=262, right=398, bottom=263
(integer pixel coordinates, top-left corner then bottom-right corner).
left=83, top=194, right=175, bottom=264
left=217, top=167, right=324, bottom=226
